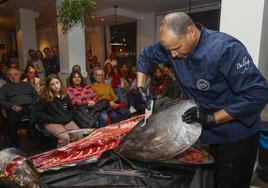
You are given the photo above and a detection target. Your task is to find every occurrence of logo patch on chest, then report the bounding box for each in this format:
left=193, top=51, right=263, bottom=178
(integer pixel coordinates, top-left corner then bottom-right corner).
left=197, top=79, right=210, bottom=91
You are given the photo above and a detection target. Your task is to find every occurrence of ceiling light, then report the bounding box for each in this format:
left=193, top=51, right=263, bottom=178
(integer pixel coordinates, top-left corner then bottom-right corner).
left=110, top=5, right=123, bottom=46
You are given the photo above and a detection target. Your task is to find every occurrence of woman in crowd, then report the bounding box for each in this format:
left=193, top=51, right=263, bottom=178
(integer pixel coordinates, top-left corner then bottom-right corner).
left=104, top=53, right=117, bottom=67
left=72, top=64, right=81, bottom=73
left=23, top=66, right=43, bottom=95
left=36, top=74, right=81, bottom=147
left=104, top=62, right=112, bottom=81
left=107, top=66, right=128, bottom=103
left=154, top=70, right=181, bottom=111
left=66, top=65, right=87, bottom=86
left=120, top=64, right=129, bottom=79
left=149, top=67, right=168, bottom=98
left=66, top=71, right=109, bottom=128
left=34, top=50, right=46, bottom=82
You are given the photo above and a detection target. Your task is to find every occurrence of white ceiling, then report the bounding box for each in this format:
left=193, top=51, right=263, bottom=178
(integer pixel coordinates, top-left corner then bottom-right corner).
left=97, top=0, right=219, bottom=14
left=0, top=0, right=220, bottom=30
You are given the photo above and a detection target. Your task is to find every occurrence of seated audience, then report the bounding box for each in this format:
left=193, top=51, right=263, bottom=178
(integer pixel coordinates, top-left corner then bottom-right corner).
left=104, top=62, right=112, bottom=81
left=26, top=49, right=36, bottom=68
left=88, top=63, right=100, bottom=84
left=72, top=64, right=81, bottom=73
left=43, top=47, right=60, bottom=75
left=154, top=70, right=181, bottom=111
left=120, top=64, right=129, bottom=79
left=107, top=66, right=128, bottom=103
left=92, top=69, right=131, bottom=123
left=127, top=66, right=145, bottom=114
left=66, top=65, right=87, bottom=86
left=149, top=67, right=168, bottom=98
left=36, top=74, right=81, bottom=147
left=163, top=64, right=172, bottom=80
left=34, top=50, right=46, bottom=82
left=66, top=71, right=109, bottom=128
left=0, top=68, right=38, bottom=147
left=105, top=53, right=117, bottom=67
left=23, top=66, right=43, bottom=95
left=0, top=64, right=8, bottom=81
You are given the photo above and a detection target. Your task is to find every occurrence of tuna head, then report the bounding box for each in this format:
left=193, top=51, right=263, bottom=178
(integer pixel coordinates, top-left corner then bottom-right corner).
left=117, top=99, right=202, bottom=162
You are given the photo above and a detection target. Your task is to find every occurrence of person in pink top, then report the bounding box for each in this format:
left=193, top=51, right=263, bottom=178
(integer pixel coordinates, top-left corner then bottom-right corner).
left=66, top=71, right=108, bottom=128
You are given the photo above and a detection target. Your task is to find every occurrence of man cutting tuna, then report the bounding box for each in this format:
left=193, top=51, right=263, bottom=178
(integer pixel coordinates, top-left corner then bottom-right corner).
left=136, top=12, right=268, bottom=188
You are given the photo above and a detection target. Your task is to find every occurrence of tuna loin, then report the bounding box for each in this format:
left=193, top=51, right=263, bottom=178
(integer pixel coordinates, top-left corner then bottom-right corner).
left=30, top=115, right=144, bottom=172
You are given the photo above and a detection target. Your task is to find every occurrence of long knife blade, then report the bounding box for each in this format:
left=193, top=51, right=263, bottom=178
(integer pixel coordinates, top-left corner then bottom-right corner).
left=144, top=100, right=154, bottom=123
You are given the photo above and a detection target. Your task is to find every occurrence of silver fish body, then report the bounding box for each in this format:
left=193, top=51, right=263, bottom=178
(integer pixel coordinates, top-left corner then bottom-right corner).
left=117, top=99, right=202, bottom=162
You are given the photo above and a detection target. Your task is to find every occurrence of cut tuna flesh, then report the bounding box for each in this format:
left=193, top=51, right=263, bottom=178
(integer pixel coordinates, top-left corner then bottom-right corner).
left=29, top=115, right=144, bottom=171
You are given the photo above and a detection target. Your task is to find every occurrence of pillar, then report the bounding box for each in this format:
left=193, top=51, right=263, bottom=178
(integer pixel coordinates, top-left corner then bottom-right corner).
left=56, top=0, right=87, bottom=84
left=15, top=8, right=38, bottom=69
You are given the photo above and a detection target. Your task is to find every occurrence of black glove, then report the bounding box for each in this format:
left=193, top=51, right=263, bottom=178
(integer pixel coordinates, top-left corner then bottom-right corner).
left=181, top=106, right=215, bottom=128
left=138, top=87, right=151, bottom=110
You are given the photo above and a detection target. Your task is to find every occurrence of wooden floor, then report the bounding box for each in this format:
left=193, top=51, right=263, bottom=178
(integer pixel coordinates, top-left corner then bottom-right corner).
left=0, top=129, right=56, bottom=157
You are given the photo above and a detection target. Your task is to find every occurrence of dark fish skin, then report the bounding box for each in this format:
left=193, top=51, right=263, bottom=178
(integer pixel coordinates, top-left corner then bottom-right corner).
left=0, top=148, right=46, bottom=188
left=117, top=99, right=202, bottom=162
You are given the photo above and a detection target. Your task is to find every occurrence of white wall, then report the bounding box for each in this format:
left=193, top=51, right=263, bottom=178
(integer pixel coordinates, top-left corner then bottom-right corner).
left=220, top=0, right=264, bottom=68
left=36, top=27, right=53, bottom=51
left=136, top=12, right=156, bottom=60
left=36, top=23, right=58, bottom=51
left=220, top=0, right=268, bottom=121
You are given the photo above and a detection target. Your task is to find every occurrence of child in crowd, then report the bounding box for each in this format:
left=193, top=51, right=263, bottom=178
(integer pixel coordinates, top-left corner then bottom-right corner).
left=23, top=66, right=43, bottom=95
left=36, top=74, right=81, bottom=147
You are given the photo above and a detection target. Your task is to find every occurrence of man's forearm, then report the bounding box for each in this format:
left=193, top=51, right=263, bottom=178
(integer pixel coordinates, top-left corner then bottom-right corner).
left=137, top=72, right=147, bottom=88
left=214, top=109, right=234, bottom=124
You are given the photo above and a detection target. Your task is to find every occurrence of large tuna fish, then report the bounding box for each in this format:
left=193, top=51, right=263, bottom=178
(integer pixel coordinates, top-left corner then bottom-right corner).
left=117, top=99, right=202, bottom=162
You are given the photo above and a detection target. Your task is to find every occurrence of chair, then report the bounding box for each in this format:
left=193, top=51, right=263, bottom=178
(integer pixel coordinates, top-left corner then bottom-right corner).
left=2, top=108, right=31, bottom=136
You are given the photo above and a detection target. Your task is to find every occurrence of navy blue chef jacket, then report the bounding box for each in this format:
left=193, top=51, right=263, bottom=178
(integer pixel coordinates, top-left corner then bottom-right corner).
left=137, top=26, right=268, bottom=144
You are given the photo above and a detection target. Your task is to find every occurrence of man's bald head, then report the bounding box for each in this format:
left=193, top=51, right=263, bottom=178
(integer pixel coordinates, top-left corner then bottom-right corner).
left=160, top=12, right=194, bottom=36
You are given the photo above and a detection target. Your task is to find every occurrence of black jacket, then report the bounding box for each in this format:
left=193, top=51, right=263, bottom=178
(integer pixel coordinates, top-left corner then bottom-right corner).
left=36, top=96, right=73, bottom=125
left=0, top=81, right=37, bottom=110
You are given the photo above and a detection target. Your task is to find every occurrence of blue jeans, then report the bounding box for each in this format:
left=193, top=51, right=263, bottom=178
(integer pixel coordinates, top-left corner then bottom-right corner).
left=113, top=88, right=125, bottom=103
left=97, top=112, right=108, bottom=128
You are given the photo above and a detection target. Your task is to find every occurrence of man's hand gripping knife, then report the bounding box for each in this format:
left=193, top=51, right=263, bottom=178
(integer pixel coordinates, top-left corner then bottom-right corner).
left=137, top=72, right=151, bottom=110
